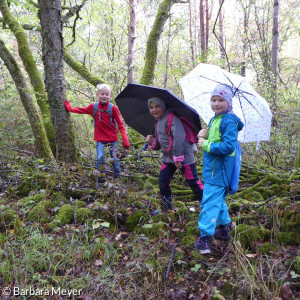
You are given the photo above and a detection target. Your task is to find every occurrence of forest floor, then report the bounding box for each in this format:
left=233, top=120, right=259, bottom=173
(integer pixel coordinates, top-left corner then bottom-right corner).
left=0, top=150, right=299, bottom=300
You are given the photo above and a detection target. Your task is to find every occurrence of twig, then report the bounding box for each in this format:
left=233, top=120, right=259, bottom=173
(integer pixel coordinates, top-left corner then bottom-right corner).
left=165, top=243, right=177, bottom=282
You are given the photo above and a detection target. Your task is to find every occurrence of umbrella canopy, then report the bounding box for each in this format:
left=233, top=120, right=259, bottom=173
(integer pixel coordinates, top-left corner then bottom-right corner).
left=115, top=83, right=202, bottom=137
left=179, top=63, right=272, bottom=143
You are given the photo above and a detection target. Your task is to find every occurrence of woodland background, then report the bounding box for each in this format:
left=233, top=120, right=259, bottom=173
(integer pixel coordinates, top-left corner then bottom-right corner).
left=0, top=0, right=299, bottom=299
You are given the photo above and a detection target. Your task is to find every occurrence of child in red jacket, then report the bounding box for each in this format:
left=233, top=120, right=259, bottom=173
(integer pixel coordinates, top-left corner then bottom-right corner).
left=65, top=84, right=130, bottom=185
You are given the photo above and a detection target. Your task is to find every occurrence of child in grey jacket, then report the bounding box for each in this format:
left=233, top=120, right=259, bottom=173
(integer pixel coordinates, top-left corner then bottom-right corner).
left=146, top=97, right=203, bottom=212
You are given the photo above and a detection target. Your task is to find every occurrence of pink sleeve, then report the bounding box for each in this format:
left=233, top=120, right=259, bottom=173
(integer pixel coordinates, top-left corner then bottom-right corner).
left=148, top=138, right=158, bottom=149
left=173, top=155, right=185, bottom=162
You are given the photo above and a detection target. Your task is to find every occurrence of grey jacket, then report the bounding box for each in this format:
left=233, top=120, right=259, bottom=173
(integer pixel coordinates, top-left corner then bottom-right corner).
left=149, top=110, right=196, bottom=165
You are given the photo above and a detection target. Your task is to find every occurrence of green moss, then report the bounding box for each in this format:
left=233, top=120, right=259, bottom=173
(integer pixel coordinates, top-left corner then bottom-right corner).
left=277, top=232, right=299, bottom=246
left=13, top=217, right=25, bottom=238
left=228, top=202, right=242, bottom=213
left=138, top=221, right=169, bottom=239
left=17, top=193, right=46, bottom=209
left=0, top=233, right=6, bottom=244
left=258, top=241, right=277, bottom=253
left=55, top=204, right=74, bottom=225
left=27, top=200, right=52, bottom=224
left=76, top=208, right=93, bottom=224
left=74, top=200, right=86, bottom=208
left=125, top=209, right=148, bottom=232
left=2, top=209, right=17, bottom=225
left=185, top=220, right=200, bottom=236
left=180, top=234, right=196, bottom=249
left=244, top=191, right=264, bottom=202
left=234, top=224, right=263, bottom=250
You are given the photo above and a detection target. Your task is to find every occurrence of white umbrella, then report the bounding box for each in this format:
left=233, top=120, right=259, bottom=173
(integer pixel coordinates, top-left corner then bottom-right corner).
left=179, top=63, right=272, bottom=143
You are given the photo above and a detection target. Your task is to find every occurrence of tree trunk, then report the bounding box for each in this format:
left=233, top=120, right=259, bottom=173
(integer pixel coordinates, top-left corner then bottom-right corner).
left=38, top=0, right=79, bottom=162
left=140, top=0, right=175, bottom=85
left=271, top=0, right=280, bottom=88
left=218, top=0, right=225, bottom=61
left=199, top=0, right=206, bottom=59
left=164, top=15, right=172, bottom=88
left=127, top=0, right=136, bottom=84
left=188, top=0, right=195, bottom=65
left=0, top=0, right=56, bottom=153
left=0, top=39, right=54, bottom=161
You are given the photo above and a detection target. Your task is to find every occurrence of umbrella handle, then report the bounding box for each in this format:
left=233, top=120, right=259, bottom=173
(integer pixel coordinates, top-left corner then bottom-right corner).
left=138, top=143, right=148, bottom=160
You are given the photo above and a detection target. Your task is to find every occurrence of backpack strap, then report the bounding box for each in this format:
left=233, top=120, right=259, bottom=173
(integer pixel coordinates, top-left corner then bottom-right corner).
left=93, top=102, right=116, bottom=127
left=166, top=113, right=175, bottom=152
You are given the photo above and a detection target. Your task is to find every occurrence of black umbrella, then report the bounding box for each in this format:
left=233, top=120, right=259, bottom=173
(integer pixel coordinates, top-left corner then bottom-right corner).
left=115, top=83, right=202, bottom=137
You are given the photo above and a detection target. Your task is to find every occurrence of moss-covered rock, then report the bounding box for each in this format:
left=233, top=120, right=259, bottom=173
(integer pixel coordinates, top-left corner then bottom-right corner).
left=74, top=200, right=86, bottom=209
left=27, top=200, right=52, bottom=224
left=228, top=202, right=242, bottom=213
left=180, top=234, right=196, bottom=249
left=258, top=241, right=277, bottom=253
left=138, top=221, right=169, bottom=239
left=234, top=224, right=263, bottom=250
left=185, top=220, right=200, bottom=236
left=277, top=232, right=299, bottom=246
left=13, top=217, right=25, bottom=238
left=1, top=209, right=17, bottom=225
left=125, top=209, right=148, bottom=232
left=55, top=204, right=74, bottom=225
left=76, top=207, right=93, bottom=224
left=17, top=193, right=46, bottom=209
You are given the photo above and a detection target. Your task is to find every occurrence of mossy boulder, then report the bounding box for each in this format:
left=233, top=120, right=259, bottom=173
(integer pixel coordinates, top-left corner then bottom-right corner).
left=228, top=202, right=242, bottom=213
left=17, top=193, right=46, bottom=209
left=277, top=232, right=299, bottom=246
left=26, top=200, right=53, bottom=224
left=258, top=241, right=277, bottom=253
left=13, top=217, right=25, bottom=238
left=74, top=200, right=86, bottom=209
left=125, top=209, right=148, bottom=232
left=234, top=224, right=263, bottom=250
left=180, top=234, right=196, bottom=249
left=1, top=209, right=17, bottom=226
left=55, top=204, right=74, bottom=225
left=138, top=221, right=169, bottom=239
left=76, top=207, right=93, bottom=224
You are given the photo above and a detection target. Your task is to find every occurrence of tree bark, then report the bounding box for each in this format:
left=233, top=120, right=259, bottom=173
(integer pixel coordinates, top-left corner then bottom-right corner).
left=0, top=0, right=56, bottom=153
left=38, top=0, right=79, bottom=162
left=271, top=0, right=280, bottom=88
left=140, top=0, right=175, bottom=85
left=200, top=0, right=206, bottom=58
left=127, top=0, right=136, bottom=84
left=0, top=39, right=54, bottom=161
left=218, top=0, right=225, bottom=61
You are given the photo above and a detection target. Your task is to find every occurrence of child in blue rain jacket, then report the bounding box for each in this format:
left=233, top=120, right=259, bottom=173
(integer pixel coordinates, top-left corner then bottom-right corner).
left=195, top=84, right=244, bottom=254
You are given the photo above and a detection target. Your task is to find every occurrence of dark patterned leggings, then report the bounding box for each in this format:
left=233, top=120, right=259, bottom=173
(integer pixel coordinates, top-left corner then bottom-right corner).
left=158, top=162, right=204, bottom=201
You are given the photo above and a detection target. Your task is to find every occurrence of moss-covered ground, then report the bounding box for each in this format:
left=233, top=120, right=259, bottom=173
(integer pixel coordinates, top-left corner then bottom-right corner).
left=0, top=150, right=299, bottom=299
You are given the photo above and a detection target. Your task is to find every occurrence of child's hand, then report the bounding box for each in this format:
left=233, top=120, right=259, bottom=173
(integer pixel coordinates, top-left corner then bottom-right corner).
left=175, top=161, right=182, bottom=169
left=146, top=135, right=153, bottom=145
left=198, top=129, right=207, bottom=138
left=198, top=138, right=205, bottom=148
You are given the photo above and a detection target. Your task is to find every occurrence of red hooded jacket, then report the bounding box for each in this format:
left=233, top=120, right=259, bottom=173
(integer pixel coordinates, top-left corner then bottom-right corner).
left=65, top=100, right=130, bottom=148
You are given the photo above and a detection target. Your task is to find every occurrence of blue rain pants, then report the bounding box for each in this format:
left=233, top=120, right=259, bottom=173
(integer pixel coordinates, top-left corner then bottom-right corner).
left=197, top=183, right=231, bottom=237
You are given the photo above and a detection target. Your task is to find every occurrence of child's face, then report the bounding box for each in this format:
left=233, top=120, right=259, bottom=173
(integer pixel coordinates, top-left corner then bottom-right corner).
left=97, top=88, right=111, bottom=104
left=210, top=96, right=229, bottom=114
left=149, top=102, right=164, bottom=119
